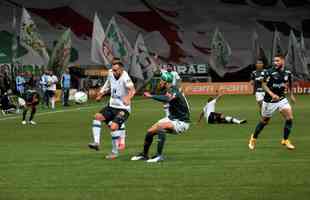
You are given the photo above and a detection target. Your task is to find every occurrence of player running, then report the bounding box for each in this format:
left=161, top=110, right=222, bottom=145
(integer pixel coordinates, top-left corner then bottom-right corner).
left=248, top=55, right=296, bottom=150
left=198, top=90, right=247, bottom=124
left=250, top=60, right=265, bottom=112
left=88, top=60, right=135, bottom=159
left=131, top=72, right=190, bottom=163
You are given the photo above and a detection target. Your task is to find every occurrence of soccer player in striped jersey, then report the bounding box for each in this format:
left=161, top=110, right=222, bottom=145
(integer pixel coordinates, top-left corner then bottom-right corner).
left=131, top=72, right=190, bottom=163
left=88, top=60, right=135, bottom=159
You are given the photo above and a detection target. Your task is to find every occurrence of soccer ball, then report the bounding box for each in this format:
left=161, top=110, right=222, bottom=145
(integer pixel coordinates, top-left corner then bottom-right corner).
left=74, top=91, right=88, bottom=104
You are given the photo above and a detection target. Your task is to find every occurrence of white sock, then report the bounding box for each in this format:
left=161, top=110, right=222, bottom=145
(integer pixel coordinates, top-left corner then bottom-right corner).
left=232, top=118, right=241, bottom=124
left=51, top=98, right=55, bottom=109
left=225, top=116, right=232, bottom=123
left=111, top=130, right=121, bottom=155
left=92, top=120, right=102, bottom=144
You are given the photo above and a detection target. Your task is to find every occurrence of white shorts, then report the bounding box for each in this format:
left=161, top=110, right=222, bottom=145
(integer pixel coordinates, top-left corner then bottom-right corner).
left=261, top=98, right=291, bottom=118
left=255, top=92, right=265, bottom=102
left=157, top=117, right=190, bottom=134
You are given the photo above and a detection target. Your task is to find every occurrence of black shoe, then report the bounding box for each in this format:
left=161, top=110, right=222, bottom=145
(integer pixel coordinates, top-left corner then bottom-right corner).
left=240, top=120, right=247, bottom=124
left=88, top=143, right=100, bottom=151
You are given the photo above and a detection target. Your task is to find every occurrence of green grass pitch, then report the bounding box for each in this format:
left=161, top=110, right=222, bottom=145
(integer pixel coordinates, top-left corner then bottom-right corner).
left=0, top=95, right=309, bottom=200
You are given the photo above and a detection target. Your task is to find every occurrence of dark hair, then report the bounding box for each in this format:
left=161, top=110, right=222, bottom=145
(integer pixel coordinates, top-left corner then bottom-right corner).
left=167, top=63, right=174, bottom=68
left=274, top=54, right=285, bottom=60
left=112, top=61, right=124, bottom=68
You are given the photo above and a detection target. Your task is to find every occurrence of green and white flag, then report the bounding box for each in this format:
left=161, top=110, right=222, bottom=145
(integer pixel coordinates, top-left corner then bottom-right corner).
left=91, top=13, right=111, bottom=65
left=251, top=30, right=268, bottom=66
left=48, top=28, right=71, bottom=77
left=20, top=8, right=49, bottom=65
left=105, top=16, right=133, bottom=69
left=285, top=30, right=308, bottom=79
left=131, top=33, right=156, bottom=83
left=209, top=28, right=232, bottom=77
left=271, top=29, right=283, bottom=60
left=12, top=11, right=18, bottom=65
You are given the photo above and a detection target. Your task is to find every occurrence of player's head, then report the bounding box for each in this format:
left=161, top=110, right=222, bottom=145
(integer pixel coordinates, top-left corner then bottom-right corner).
left=273, top=54, right=285, bottom=70
left=255, top=59, right=264, bottom=70
left=166, top=63, right=174, bottom=72
left=159, top=72, right=173, bottom=88
left=112, top=61, right=124, bottom=79
left=112, top=57, right=121, bottom=65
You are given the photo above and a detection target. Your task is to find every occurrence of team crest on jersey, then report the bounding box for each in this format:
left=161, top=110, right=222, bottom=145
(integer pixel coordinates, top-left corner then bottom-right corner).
left=284, top=75, right=288, bottom=81
left=119, top=111, right=125, bottom=116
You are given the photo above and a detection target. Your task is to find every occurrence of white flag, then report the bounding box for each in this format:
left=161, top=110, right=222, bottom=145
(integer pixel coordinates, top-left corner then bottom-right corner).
left=105, top=16, right=133, bottom=69
left=132, top=34, right=157, bottom=82
left=91, top=13, right=112, bottom=65
left=20, top=8, right=49, bottom=65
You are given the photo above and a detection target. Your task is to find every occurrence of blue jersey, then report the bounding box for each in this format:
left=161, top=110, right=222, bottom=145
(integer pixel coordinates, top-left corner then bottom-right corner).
left=62, top=73, right=71, bottom=89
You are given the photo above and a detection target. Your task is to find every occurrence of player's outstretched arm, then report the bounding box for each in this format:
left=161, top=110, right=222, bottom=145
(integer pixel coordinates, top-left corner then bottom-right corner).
left=144, top=92, right=171, bottom=103
left=96, top=79, right=110, bottom=101
left=197, top=111, right=204, bottom=123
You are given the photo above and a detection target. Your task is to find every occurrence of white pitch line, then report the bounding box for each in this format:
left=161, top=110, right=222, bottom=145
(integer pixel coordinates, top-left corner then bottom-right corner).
left=0, top=105, right=100, bottom=122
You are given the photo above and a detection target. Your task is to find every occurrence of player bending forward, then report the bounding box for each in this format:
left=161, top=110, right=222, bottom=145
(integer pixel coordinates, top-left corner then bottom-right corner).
left=88, top=61, right=135, bottom=159
left=131, top=72, right=190, bottom=163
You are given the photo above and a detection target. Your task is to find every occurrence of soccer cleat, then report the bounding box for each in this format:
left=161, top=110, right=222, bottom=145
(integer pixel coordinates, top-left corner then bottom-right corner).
left=130, top=153, right=148, bottom=161
left=146, top=155, right=164, bottom=163
left=240, top=119, right=247, bottom=124
left=248, top=134, right=256, bottom=150
left=29, top=121, right=37, bottom=125
left=88, top=143, right=100, bottom=151
left=105, top=153, right=118, bottom=160
left=281, top=139, right=295, bottom=150
left=22, top=120, right=27, bottom=125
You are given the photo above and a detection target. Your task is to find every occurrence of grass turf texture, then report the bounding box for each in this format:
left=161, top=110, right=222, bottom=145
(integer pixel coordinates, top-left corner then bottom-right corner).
left=0, top=95, right=309, bottom=200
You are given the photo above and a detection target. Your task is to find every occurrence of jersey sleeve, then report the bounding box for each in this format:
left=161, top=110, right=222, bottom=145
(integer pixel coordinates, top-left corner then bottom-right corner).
left=174, top=72, right=181, bottom=80
left=123, top=72, right=134, bottom=89
left=262, top=69, right=269, bottom=82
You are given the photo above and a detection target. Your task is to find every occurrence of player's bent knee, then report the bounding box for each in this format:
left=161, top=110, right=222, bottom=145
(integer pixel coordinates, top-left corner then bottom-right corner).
left=94, top=113, right=105, bottom=121
left=261, top=118, right=270, bottom=125
left=110, top=123, right=119, bottom=131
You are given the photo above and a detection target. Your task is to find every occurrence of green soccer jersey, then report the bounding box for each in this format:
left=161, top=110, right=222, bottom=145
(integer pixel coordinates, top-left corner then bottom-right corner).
left=152, top=87, right=190, bottom=122
left=251, top=70, right=264, bottom=92
left=262, top=67, right=292, bottom=102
